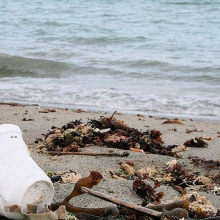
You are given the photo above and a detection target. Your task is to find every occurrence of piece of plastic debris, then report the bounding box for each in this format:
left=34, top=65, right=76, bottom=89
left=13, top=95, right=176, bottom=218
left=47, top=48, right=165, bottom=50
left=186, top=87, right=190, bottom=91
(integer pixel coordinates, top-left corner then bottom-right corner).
left=0, top=124, right=54, bottom=219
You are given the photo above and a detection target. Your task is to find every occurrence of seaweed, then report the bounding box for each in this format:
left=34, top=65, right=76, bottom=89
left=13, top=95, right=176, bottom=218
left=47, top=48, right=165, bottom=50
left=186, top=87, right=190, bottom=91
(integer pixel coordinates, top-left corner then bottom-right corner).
left=188, top=156, right=220, bottom=169
left=39, top=112, right=183, bottom=157
left=133, top=178, right=164, bottom=205
left=184, top=137, right=208, bottom=148
left=162, top=118, right=184, bottom=125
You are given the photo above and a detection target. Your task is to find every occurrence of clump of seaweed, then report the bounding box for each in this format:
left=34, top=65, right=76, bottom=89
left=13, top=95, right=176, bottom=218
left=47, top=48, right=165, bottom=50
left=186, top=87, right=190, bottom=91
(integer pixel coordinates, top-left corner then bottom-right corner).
left=184, top=137, right=208, bottom=148
left=39, top=111, right=183, bottom=157
left=133, top=178, right=164, bottom=205
left=165, top=160, right=197, bottom=187
left=188, top=155, right=220, bottom=169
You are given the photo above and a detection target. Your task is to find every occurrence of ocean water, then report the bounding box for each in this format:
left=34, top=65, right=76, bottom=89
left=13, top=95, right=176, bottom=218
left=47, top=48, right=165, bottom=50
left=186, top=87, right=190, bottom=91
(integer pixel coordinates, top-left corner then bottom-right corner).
left=0, top=0, right=220, bottom=121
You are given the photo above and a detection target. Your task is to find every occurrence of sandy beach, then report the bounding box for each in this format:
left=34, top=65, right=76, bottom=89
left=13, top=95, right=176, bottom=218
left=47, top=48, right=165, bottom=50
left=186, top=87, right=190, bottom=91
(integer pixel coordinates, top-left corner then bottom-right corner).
left=0, top=103, right=219, bottom=218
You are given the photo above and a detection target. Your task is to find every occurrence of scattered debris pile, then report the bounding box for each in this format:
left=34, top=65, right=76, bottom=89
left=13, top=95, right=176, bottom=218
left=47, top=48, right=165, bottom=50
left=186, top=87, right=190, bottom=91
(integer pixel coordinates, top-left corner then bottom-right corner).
left=47, top=159, right=220, bottom=219
left=34, top=112, right=218, bottom=219
left=107, top=159, right=220, bottom=218
left=37, top=112, right=194, bottom=157
left=50, top=169, right=219, bottom=220
left=114, top=159, right=220, bottom=192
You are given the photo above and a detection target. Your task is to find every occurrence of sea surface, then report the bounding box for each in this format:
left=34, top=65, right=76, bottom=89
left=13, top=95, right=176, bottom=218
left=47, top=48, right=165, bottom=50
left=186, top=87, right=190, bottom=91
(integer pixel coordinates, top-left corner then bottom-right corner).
left=0, top=0, right=220, bottom=121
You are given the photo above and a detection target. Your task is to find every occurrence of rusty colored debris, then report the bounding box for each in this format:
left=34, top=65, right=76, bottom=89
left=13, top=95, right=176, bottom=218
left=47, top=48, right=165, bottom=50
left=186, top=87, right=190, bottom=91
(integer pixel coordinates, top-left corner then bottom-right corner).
left=39, top=112, right=183, bottom=157
left=162, top=118, right=184, bottom=125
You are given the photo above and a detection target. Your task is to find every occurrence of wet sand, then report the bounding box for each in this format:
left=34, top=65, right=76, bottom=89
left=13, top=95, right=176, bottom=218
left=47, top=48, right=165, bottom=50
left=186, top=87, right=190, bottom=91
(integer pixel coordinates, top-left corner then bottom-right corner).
left=0, top=103, right=219, bottom=212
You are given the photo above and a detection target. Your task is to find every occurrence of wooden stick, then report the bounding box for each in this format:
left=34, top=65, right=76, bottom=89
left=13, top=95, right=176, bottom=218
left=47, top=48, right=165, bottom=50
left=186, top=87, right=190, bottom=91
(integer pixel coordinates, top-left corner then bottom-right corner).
left=81, top=187, right=162, bottom=219
left=47, top=151, right=129, bottom=157
left=146, top=200, right=189, bottom=211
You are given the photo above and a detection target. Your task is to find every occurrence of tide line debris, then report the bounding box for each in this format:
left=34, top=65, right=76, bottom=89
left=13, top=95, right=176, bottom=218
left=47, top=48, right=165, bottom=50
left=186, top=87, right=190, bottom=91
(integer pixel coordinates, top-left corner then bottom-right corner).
left=50, top=170, right=219, bottom=220
left=34, top=112, right=219, bottom=219
left=38, top=111, right=187, bottom=157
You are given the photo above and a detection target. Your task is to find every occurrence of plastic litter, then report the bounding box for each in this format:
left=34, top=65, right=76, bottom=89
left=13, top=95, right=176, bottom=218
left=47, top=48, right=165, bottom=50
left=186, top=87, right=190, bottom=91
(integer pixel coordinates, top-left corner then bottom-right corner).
left=0, top=124, right=54, bottom=219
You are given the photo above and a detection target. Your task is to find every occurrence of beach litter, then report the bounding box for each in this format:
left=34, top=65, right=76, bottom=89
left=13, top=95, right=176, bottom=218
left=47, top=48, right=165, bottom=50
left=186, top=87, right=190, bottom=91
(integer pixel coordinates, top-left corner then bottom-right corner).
left=0, top=124, right=54, bottom=219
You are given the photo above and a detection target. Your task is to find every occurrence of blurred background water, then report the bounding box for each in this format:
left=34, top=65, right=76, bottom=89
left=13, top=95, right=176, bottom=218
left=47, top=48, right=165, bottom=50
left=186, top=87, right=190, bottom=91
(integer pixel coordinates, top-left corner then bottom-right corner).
left=0, top=0, right=219, bottom=121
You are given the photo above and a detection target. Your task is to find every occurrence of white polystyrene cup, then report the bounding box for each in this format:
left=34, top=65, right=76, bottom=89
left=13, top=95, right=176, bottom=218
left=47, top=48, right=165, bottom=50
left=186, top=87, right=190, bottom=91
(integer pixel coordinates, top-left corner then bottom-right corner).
left=0, top=124, right=54, bottom=219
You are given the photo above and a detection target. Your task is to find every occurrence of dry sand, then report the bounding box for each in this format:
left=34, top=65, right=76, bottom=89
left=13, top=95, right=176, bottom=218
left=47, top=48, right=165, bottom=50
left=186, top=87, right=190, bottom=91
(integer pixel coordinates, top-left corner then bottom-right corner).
left=0, top=103, right=219, bottom=213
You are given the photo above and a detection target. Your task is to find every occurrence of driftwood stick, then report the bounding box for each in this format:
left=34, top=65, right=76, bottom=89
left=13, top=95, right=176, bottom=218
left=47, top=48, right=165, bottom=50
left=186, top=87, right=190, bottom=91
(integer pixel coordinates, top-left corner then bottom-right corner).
left=47, top=151, right=129, bottom=157
left=81, top=187, right=162, bottom=219
left=50, top=200, right=116, bottom=216
left=146, top=199, right=189, bottom=211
